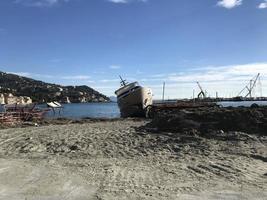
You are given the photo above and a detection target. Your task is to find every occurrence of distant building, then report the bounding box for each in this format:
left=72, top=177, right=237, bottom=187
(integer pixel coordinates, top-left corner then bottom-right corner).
left=0, top=93, right=32, bottom=105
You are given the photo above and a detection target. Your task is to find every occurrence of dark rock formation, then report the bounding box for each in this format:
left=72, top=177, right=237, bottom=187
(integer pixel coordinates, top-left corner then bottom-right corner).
left=0, top=71, right=110, bottom=103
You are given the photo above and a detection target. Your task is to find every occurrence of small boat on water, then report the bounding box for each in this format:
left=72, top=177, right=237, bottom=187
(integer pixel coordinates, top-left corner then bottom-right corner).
left=47, top=101, right=63, bottom=108
left=115, top=76, right=153, bottom=118
left=47, top=101, right=63, bottom=115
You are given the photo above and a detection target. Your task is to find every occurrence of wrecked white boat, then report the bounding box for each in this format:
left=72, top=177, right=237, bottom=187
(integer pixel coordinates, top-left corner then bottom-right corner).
left=115, top=77, right=153, bottom=118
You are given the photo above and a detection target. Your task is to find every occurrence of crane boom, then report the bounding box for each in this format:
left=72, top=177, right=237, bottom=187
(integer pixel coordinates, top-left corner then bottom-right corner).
left=196, top=82, right=206, bottom=99
left=237, top=73, right=260, bottom=98
left=197, top=82, right=204, bottom=93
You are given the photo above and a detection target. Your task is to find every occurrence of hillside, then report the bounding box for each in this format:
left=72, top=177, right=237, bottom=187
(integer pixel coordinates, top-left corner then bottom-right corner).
left=0, top=72, right=110, bottom=103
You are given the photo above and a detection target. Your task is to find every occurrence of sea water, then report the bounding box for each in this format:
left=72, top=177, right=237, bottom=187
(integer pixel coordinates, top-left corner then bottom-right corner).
left=39, top=102, right=120, bottom=119
left=44, top=101, right=267, bottom=119
left=217, top=101, right=267, bottom=107
left=2, top=101, right=267, bottom=120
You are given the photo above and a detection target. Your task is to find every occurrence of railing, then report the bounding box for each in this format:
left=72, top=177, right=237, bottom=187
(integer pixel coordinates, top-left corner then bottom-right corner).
left=0, top=106, right=51, bottom=125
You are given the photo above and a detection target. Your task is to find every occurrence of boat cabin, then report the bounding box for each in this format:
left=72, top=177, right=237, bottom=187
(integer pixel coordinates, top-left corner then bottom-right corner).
left=115, top=82, right=141, bottom=99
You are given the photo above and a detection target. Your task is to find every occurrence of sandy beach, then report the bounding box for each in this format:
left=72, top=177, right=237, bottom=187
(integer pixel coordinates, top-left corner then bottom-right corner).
left=0, top=118, right=266, bottom=200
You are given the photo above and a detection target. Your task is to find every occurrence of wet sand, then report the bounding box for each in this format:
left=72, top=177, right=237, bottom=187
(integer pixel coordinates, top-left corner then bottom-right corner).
left=0, top=119, right=266, bottom=199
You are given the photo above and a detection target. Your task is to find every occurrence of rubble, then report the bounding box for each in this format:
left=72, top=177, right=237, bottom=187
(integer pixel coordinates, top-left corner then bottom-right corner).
left=145, top=106, right=267, bottom=135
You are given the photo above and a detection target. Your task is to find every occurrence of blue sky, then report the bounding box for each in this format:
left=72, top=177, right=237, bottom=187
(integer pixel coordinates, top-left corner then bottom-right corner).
left=0, top=0, right=267, bottom=99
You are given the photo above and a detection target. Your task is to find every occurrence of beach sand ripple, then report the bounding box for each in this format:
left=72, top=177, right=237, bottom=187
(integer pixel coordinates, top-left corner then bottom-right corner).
left=0, top=119, right=266, bottom=200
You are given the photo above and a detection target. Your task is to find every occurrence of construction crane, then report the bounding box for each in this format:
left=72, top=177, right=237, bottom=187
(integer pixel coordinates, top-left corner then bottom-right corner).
left=197, top=82, right=207, bottom=99
left=237, top=73, right=260, bottom=98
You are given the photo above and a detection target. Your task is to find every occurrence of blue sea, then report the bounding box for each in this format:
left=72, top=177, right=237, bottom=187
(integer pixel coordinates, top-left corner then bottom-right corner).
left=217, top=101, right=267, bottom=108
left=2, top=101, right=267, bottom=119
left=42, top=101, right=267, bottom=119
left=39, top=102, right=120, bottom=119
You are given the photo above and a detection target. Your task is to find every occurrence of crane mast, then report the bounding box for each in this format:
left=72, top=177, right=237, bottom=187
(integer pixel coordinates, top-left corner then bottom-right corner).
left=197, top=82, right=206, bottom=99
left=237, top=73, right=260, bottom=98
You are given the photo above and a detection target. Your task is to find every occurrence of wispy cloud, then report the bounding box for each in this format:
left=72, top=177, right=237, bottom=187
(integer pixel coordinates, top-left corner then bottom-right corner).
left=99, top=77, right=136, bottom=83
left=7, top=71, right=33, bottom=77
left=7, top=71, right=91, bottom=81
left=7, top=71, right=55, bottom=79
left=108, top=0, right=147, bottom=4
left=62, top=75, right=91, bottom=80
left=99, top=79, right=120, bottom=83
left=96, top=63, right=267, bottom=98
left=217, top=0, right=242, bottom=9
left=258, top=0, right=267, bottom=9
left=12, top=0, right=265, bottom=10
left=147, top=63, right=267, bottom=99
left=109, top=65, right=121, bottom=70
left=15, top=0, right=148, bottom=6
left=87, top=80, right=95, bottom=83
left=6, top=63, right=267, bottom=98
left=108, top=0, right=128, bottom=3
left=160, top=63, right=267, bottom=83
left=14, top=0, right=70, bottom=7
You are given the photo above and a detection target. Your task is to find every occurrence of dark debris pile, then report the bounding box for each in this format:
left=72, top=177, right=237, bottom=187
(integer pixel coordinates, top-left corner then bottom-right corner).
left=145, top=106, right=267, bottom=135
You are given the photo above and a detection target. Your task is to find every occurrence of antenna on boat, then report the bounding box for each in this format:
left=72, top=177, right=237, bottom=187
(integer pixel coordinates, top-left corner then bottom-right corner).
left=119, top=75, right=127, bottom=86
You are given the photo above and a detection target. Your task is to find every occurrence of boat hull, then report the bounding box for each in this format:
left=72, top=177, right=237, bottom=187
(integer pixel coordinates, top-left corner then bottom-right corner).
left=117, top=87, right=153, bottom=118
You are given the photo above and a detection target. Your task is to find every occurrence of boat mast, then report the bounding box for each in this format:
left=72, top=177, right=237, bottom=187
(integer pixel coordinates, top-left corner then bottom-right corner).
left=119, top=75, right=127, bottom=86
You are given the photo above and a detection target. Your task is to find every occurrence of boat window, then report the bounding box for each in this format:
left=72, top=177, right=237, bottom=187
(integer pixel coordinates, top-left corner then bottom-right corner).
left=115, top=82, right=139, bottom=96
left=117, top=86, right=140, bottom=98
